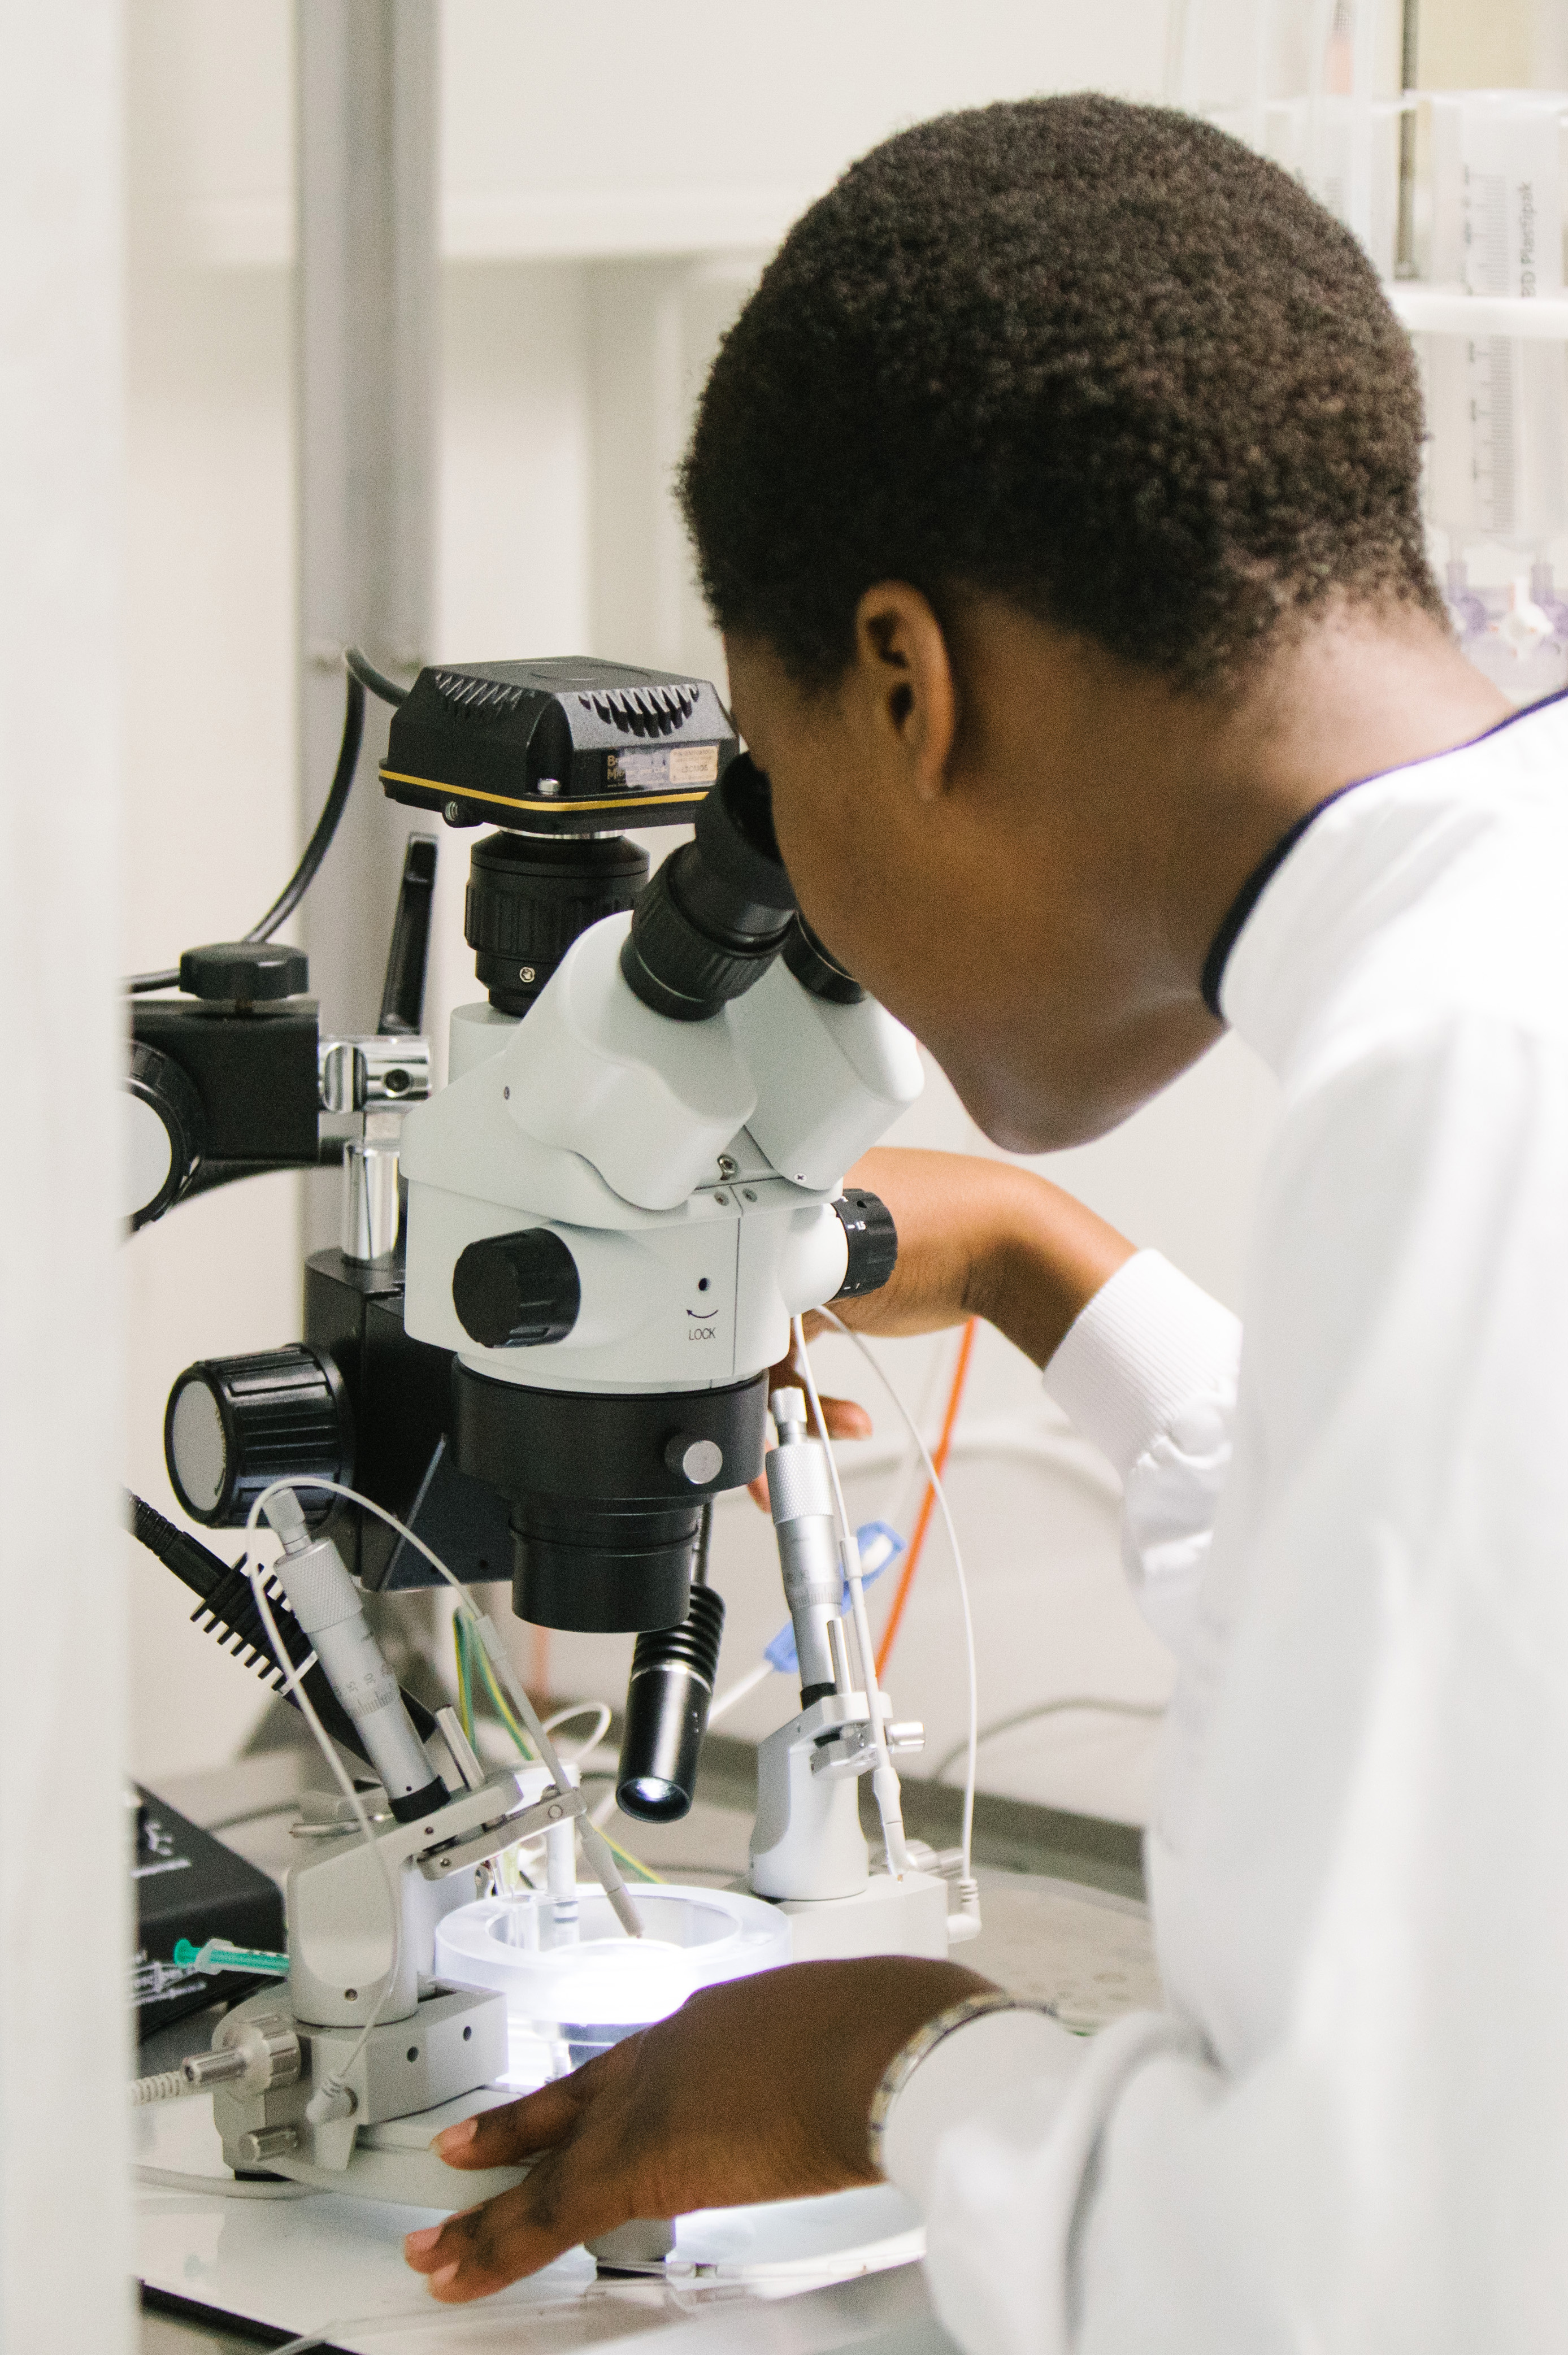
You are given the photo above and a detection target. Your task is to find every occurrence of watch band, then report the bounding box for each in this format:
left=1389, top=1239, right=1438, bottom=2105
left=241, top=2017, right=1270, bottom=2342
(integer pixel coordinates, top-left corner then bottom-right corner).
left=867, top=1990, right=1056, bottom=2174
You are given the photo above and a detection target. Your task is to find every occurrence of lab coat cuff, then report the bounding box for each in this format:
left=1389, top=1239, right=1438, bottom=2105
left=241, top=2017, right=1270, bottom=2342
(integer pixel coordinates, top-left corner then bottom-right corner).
left=1043, top=1250, right=1241, bottom=1483
left=878, top=2001, right=1081, bottom=2214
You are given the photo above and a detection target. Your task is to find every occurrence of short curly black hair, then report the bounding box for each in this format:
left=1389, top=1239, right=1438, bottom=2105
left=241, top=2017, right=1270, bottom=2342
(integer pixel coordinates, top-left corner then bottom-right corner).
left=680, top=94, right=1441, bottom=692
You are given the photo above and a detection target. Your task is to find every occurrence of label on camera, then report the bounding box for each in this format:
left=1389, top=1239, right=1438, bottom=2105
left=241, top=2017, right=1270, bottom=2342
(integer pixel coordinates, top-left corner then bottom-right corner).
left=606, top=745, right=719, bottom=790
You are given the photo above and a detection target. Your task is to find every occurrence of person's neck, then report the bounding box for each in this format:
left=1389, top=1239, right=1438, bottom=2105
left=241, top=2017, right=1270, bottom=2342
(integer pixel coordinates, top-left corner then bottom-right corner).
left=1135, top=606, right=1513, bottom=985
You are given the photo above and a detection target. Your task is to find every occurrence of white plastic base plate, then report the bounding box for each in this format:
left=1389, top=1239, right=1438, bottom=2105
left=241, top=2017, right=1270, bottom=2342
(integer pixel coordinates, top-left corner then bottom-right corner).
left=778, top=1870, right=951, bottom=1962
left=137, top=2091, right=944, bottom=2352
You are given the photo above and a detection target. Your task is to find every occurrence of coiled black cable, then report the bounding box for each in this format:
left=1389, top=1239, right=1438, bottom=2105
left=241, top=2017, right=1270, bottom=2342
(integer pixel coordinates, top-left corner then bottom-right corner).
left=124, top=646, right=408, bottom=995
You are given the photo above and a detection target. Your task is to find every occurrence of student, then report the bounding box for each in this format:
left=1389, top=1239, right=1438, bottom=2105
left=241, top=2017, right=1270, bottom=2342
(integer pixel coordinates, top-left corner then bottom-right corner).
left=406, top=95, right=1568, bottom=2347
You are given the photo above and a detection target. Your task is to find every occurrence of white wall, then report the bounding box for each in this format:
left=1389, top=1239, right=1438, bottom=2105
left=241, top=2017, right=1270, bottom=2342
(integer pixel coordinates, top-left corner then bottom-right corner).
left=4, top=0, right=131, bottom=2341
left=124, top=0, right=1287, bottom=1824
left=123, top=0, right=301, bottom=1778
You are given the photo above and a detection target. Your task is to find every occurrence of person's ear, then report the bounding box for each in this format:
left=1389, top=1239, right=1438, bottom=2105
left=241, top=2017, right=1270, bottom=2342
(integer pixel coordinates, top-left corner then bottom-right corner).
left=849, top=583, right=958, bottom=802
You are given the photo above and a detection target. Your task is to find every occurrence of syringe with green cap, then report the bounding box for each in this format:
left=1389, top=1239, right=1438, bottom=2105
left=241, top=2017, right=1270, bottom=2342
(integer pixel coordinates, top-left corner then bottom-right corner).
left=172, top=1936, right=289, bottom=1978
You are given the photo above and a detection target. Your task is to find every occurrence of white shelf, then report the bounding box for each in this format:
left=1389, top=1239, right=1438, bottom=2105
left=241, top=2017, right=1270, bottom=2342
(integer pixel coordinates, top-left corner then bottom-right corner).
left=183, top=189, right=809, bottom=268
left=1389, top=285, right=1568, bottom=342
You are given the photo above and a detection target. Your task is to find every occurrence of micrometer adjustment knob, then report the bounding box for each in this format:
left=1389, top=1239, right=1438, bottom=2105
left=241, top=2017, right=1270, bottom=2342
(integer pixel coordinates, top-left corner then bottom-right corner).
left=451, top=1227, right=581, bottom=1349
left=830, top=1189, right=898, bottom=1300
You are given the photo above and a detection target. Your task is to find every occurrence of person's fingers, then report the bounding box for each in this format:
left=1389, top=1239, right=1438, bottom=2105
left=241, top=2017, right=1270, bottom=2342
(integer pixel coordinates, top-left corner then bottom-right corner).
left=817, top=1393, right=872, bottom=1439
left=406, top=2153, right=619, bottom=2300
left=432, top=2045, right=631, bottom=2168
left=747, top=1387, right=871, bottom=1509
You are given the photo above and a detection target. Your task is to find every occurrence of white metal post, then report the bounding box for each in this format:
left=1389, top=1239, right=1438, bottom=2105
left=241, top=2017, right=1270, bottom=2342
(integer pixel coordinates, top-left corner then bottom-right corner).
left=296, top=0, right=438, bottom=1241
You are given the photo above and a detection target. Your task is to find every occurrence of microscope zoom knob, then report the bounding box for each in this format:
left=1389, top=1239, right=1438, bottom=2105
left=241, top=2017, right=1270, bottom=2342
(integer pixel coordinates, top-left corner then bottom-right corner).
left=831, top=1189, right=898, bottom=1300
left=451, top=1228, right=581, bottom=1349
left=164, top=1345, right=352, bottom=1528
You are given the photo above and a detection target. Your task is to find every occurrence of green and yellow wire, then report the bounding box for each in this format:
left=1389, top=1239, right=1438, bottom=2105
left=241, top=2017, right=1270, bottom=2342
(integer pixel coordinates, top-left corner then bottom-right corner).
left=449, top=1609, right=659, bottom=1885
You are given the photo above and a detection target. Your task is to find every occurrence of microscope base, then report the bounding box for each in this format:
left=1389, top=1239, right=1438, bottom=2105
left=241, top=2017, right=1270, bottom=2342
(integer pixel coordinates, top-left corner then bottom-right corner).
left=774, top=1869, right=952, bottom=1963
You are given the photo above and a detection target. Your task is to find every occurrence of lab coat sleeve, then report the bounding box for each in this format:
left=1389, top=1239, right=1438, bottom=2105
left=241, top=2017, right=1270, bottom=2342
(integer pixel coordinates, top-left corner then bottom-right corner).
left=887, top=1018, right=1568, bottom=2353
left=1043, top=1249, right=1241, bottom=1657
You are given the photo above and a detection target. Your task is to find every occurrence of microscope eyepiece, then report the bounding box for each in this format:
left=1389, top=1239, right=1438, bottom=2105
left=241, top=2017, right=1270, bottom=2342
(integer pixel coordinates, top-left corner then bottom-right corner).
left=619, top=754, right=796, bottom=1022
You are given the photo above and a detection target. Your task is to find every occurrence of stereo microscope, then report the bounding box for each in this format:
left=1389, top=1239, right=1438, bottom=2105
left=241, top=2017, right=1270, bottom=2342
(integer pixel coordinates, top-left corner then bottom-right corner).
left=128, top=652, right=968, bottom=2205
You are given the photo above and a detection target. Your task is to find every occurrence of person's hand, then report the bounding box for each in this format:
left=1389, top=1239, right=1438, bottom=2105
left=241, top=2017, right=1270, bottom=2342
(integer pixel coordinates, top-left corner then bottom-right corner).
left=829, top=1148, right=1134, bottom=1358
left=746, top=1147, right=1136, bottom=1502
left=746, top=1319, right=872, bottom=1504
left=402, top=1956, right=992, bottom=2302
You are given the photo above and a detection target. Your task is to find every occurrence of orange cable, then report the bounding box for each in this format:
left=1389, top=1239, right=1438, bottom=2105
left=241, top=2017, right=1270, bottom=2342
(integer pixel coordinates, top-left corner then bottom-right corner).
left=530, top=1626, right=551, bottom=1700
left=874, top=1316, right=978, bottom=1680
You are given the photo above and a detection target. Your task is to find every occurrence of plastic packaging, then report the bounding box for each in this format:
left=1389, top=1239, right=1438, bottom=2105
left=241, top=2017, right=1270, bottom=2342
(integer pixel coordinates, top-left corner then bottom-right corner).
left=763, top=1519, right=902, bottom=1677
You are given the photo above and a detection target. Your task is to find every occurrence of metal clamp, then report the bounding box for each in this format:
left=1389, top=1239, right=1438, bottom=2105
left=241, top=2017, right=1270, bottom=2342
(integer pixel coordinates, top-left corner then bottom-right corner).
left=319, top=1033, right=431, bottom=1114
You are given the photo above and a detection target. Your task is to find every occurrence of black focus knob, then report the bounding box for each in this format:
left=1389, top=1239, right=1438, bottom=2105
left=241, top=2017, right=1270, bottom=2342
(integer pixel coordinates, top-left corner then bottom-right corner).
left=126, top=1042, right=206, bottom=1229
left=178, top=941, right=310, bottom=1004
left=831, top=1189, right=898, bottom=1300
left=452, top=1228, right=581, bottom=1349
left=164, top=1345, right=351, bottom=1528
left=465, top=833, right=648, bottom=1015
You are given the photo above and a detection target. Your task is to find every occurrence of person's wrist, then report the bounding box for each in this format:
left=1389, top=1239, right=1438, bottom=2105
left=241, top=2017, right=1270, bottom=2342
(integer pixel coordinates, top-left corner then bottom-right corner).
left=970, top=1167, right=1135, bottom=1368
left=806, top=1958, right=996, bottom=2180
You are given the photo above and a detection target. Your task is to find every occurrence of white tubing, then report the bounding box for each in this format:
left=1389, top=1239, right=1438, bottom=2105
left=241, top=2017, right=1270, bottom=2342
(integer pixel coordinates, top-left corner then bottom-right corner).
left=243, top=1476, right=644, bottom=1943
left=239, top=1505, right=404, bottom=2119
left=823, top=1314, right=981, bottom=1892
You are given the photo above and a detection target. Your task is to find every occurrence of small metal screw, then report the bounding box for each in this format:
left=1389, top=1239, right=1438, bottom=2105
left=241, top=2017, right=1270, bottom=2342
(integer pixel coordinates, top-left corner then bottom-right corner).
left=345, top=1988, right=358, bottom=2001
left=537, top=777, right=562, bottom=799
left=444, top=800, right=461, bottom=822
left=713, top=1190, right=729, bottom=1206
left=673, top=1437, right=724, bottom=1485
left=518, top=965, right=536, bottom=984
left=716, top=1154, right=738, bottom=1178
left=741, top=1187, right=757, bottom=1203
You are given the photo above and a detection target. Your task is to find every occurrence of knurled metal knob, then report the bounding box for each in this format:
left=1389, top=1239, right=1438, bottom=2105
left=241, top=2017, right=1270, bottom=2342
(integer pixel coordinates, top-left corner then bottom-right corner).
left=177, top=940, right=309, bottom=1004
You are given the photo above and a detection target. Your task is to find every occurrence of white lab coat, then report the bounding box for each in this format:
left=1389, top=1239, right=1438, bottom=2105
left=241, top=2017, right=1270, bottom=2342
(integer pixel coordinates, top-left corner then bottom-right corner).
left=881, top=690, right=1568, bottom=2352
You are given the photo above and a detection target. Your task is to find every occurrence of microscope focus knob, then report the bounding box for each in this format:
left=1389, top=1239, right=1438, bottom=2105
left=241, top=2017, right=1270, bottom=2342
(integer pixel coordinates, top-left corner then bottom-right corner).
left=451, top=1228, right=581, bottom=1349
left=164, top=1345, right=352, bottom=1528
left=831, top=1188, right=899, bottom=1300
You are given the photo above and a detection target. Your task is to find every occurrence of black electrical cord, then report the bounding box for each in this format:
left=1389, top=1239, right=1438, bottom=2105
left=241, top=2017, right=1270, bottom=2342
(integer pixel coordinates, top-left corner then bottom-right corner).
left=241, top=670, right=366, bottom=946
left=344, top=644, right=410, bottom=710
left=123, top=646, right=409, bottom=996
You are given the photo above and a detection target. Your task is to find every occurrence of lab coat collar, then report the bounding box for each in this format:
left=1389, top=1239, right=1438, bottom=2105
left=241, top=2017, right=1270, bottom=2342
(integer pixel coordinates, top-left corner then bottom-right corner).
left=1218, top=687, right=1568, bottom=1076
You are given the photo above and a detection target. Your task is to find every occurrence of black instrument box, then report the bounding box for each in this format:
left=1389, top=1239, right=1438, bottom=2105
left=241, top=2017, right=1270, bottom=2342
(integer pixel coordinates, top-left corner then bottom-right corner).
left=132, top=1785, right=285, bottom=2043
